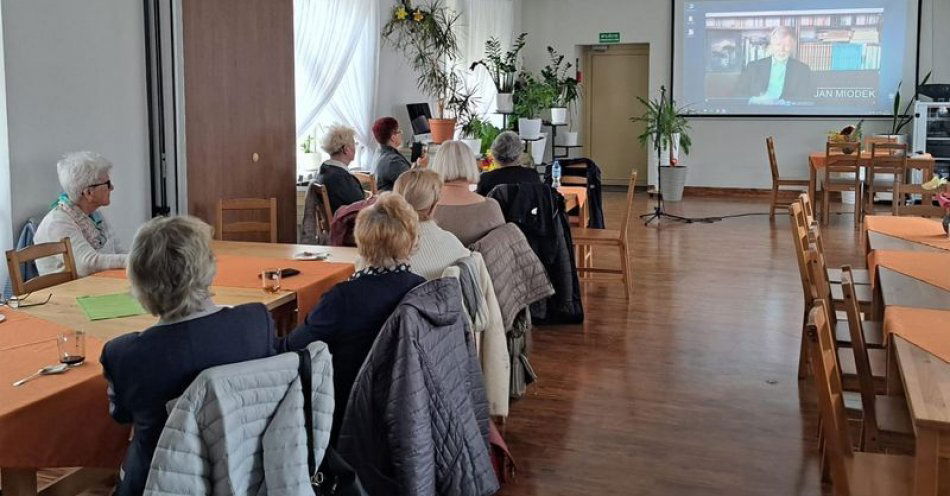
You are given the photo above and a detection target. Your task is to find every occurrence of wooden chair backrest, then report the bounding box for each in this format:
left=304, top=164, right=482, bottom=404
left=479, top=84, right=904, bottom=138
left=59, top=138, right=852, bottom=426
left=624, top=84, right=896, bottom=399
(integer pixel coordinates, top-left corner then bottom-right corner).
left=869, top=142, right=907, bottom=174
left=353, top=172, right=377, bottom=196
left=839, top=265, right=880, bottom=443
left=309, top=183, right=334, bottom=235
left=805, top=242, right=838, bottom=328
left=893, top=161, right=941, bottom=217
left=766, top=136, right=780, bottom=181
left=619, top=171, right=639, bottom=240
left=806, top=299, right=855, bottom=495
left=560, top=175, right=588, bottom=186
left=5, top=238, right=78, bottom=296
left=789, top=203, right=816, bottom=306
left=824, top=141, right=862, bottom=178
left=799, top=193, right=815, bottom=225
left=216, top=197, right=278, bottom=243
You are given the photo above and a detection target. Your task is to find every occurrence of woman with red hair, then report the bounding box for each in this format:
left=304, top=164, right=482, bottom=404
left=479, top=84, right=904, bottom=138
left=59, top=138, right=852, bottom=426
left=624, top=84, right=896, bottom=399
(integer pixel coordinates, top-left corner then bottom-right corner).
left=372, top=116, right=425, bottom=191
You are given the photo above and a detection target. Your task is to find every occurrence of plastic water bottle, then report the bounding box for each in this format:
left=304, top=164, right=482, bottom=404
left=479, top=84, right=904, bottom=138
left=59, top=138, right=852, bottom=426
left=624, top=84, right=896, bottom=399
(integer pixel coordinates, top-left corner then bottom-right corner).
left=552, top=160, right=562, bottom=188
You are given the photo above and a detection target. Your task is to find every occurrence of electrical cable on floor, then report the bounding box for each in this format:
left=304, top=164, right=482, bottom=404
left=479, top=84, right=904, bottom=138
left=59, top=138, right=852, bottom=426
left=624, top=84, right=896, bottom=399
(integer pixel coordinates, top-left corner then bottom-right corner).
left=660, top=210, right=857, bottom=224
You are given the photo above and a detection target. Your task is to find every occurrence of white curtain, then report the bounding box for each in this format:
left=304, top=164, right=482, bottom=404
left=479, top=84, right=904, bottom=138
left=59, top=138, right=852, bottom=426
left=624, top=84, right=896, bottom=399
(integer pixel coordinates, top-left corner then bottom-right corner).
left=460, top=0, right=515, bottom=121
left=295, top=0, right=380, bottom=167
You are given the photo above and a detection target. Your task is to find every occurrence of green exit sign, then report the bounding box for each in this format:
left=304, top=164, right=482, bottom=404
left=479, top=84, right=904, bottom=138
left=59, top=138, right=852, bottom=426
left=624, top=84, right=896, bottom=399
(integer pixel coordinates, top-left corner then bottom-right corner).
left=599, top=32, right=620, bottom=44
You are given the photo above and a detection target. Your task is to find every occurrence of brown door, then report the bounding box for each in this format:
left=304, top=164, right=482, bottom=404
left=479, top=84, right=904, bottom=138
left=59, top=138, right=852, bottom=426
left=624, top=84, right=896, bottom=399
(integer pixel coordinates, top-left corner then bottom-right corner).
left=182, top=0, right=296, bottom=242
left=584, top=44, right=650, bottom=186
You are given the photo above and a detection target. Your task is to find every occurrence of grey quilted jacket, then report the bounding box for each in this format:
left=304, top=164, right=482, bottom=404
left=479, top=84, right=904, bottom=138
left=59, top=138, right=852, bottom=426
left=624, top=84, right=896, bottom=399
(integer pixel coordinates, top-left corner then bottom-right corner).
left=337, top=278, right=499, bottom=496
left=143, top=342, right=334, bottom=496
left=469, top=223, right=554, bottom=331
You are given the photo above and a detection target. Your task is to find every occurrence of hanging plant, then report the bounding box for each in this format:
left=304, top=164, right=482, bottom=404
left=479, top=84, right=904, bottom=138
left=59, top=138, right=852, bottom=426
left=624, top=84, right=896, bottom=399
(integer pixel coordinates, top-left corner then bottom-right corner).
left=382, top=0, right=461, bottom=119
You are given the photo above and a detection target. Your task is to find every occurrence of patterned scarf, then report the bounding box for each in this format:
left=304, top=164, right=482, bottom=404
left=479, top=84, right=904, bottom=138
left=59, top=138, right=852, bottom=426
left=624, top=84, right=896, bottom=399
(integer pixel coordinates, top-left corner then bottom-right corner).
left=350, top=263, right=411, bottom=281
left=52, top=193, right=107, bottom=250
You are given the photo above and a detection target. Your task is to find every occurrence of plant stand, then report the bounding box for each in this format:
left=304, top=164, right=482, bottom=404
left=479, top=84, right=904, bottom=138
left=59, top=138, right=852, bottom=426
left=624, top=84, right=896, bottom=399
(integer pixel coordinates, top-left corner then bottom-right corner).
left=543, top=121, right=568, bottom=160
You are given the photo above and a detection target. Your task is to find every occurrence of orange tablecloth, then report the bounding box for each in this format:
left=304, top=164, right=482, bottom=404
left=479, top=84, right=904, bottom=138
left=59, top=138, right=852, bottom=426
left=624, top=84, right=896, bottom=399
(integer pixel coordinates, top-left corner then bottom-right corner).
left=868, top=250, right=950, bottom=291
left=885, top=306, right=950, bottom=363
left=97, top=255, right=354, bottom=324
left=558, top=185, right=588, bottom=208
left=866, top=215, right=950, bottom=251
left=809, top=151, right=934, bottom=171
left=0, top=307, right=130, bottom=468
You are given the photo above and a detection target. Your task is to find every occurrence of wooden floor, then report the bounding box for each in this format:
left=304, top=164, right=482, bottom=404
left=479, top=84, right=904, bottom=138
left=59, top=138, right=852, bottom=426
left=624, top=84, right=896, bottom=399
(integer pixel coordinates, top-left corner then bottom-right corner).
left=499, top=193, right=868, bottom=496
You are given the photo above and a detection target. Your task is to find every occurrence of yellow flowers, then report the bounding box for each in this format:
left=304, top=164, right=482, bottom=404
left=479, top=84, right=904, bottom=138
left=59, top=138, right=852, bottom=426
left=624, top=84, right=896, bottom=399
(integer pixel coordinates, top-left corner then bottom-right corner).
left=922, top=176, right=949, bottom=191
left=393, top=5, right=425, bottom=22
left=413, top=9, right=425, bottom=22
left=395, top=6, right=408, bottom=20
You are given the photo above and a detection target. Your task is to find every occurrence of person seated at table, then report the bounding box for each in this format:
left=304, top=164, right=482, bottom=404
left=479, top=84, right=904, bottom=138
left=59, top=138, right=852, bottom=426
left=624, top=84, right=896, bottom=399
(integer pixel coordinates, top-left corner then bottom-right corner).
left=34, top=151, right=127, bottom=277
left=429, top=140, right=505, bottom=245
left=314, top=125, right=366, bottom=213
left=372, top=116, right=426, bottom=192
left=100, top=215, right=277, bottom=496
left=394, top=168, right=471, bottom=280
left=475, top=131, right=541, bottom=196
left=279, top=192, right=424, bottom=443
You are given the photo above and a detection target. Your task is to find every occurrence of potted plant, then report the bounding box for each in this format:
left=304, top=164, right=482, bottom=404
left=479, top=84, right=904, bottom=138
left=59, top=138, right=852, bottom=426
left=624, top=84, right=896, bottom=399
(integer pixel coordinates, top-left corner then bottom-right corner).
left=453, top=85, right=485, bottom=156
left=298, top=134, right=319, bottom=170
left=470, top=33, right=527, bottom=113
left=632, top=86, right=692, bottom=202
left=877, top=71, right=932, bottom=144
left=541, top=46, right=580, bottom=127
left=827, top=121, right=864, bottom=154
left=383, top=0, right=461, bottom=143
left=513, top=73, right=554, bottom=141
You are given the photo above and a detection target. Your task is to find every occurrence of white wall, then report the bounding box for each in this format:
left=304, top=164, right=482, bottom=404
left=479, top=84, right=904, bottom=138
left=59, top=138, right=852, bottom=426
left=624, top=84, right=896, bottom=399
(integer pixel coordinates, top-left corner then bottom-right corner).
left=520, top=0, right=949, bottom=188
left=0, top=0, right=150, bottom=262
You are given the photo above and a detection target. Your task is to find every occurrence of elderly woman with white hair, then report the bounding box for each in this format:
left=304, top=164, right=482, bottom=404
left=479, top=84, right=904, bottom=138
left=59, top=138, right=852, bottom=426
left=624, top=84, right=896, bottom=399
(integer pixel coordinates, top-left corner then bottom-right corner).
left=314, top=125, right=366, bottom=213
left=34, top=151, right=127, bottom=277
left=430, top=140, right=505, bottom=245
left=100, top=215, right=276, bottom=496
left=475, top=130, right=541, bottom=196
left=394, top=168, right=470, bottom=280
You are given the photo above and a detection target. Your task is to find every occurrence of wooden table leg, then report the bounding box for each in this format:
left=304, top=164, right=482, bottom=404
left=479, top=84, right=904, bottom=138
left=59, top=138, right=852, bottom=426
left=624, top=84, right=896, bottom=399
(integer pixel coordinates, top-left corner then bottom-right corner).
left=1, top=468, right=38, bottom=496
left=915, top=427, right=940, bottom=496
left=808, top=164, right=817, bottom=215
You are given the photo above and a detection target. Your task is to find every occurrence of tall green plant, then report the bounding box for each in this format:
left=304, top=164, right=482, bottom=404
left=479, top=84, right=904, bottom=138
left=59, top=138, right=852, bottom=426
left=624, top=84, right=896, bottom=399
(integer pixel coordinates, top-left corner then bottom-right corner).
left=513, top=73, right=555, bottom=120
left=383, top=0, right=461, bottom=118
left=469, top=33, right=527, bottom=93
left=631, top=86, right=691, bottom=165
left=890, top=71, right=932, bottom=135
left=540, top=46, right=580, bottom=107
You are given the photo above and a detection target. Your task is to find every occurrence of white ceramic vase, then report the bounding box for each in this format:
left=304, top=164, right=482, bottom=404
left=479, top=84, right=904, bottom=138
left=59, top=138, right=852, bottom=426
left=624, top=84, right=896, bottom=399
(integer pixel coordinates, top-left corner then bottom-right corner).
left=496, top=93, right=514, bottom=113
left=518, top=118, right=543, bottom=140
left=549, top=107, right=568, bottom=125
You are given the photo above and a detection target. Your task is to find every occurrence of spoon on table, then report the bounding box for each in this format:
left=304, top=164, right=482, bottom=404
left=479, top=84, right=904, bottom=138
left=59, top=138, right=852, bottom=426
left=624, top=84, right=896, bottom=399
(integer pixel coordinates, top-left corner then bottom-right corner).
left=12, top=364, right=69, bottom=387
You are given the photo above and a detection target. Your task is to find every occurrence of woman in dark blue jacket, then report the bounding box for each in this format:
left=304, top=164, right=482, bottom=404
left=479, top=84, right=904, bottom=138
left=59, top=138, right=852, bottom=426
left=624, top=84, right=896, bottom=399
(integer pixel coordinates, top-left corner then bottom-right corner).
left=100, top=216, right=276, bottom=496
left=281, top=192, right=424, bottom=443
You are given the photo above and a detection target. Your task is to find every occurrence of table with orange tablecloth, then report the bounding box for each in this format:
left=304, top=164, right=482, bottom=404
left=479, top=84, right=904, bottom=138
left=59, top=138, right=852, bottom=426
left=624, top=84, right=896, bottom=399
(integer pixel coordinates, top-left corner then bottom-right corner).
left=558, top=185, right=588, bottom=228
left=865, top=215, right=950, bottom=254
left=868, top=250, right=950, bottom=292
left=807, top=152, right=934, bottom=208
left=0, top=307, right=131, bottom=492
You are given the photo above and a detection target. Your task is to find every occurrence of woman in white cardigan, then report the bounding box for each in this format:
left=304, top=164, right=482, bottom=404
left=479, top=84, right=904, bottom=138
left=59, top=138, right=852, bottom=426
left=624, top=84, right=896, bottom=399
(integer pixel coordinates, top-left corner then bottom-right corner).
left=393, top=168, right=470, bottom=280
left=34, top=151, right=127, bottom=277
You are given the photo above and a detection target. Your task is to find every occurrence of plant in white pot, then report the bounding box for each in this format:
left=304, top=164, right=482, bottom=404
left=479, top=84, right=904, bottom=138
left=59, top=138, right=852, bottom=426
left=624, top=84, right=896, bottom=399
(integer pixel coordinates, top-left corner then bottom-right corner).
left=452, top=85, right=485, bottom=156
left=470, top=33, right=527, bottom=114
left=632, top=85, right=692, bottom=202
left=878, top=71, right=931, bottom=143
left=513, top=73, right=554, bottom=142
left=298, top=134, right=319, bottom=172
left=383, top=0, right=461, bottom=143
left=541, top=46, right=580, bottom=127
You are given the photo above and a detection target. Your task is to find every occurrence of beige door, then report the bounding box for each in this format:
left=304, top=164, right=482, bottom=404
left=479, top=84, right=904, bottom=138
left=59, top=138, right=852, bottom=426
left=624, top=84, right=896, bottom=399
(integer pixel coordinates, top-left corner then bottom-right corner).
left=584, top=44, right=649, bottom=186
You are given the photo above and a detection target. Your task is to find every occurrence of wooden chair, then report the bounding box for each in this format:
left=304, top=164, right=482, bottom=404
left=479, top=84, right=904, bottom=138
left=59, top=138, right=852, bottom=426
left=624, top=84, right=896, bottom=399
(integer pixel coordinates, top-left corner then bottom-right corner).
left=571, top=171, right=637, bottom=298
left=5, top=238, right=78, bottom=296
left=893, top=160, right=942, bottom=217
left=215, top=197, right=278, bottom=243
left=864, top=142, right=906, bottom=216
left=561, top=175, right=588, bottom=227
left=805, top=299, right=914, bottom=496
left=798, top=194, right=870, bottom=286
left=766, top=137, right=809, bottom=219
left=805, top=244, right=885, bottom=393
left=839, top=266, right=914, bottom=453
left=302, top=183, right=334, bottom=244
left=353, top=172, right=377, bottom=196
left=821, top=141, right=863, bottom=227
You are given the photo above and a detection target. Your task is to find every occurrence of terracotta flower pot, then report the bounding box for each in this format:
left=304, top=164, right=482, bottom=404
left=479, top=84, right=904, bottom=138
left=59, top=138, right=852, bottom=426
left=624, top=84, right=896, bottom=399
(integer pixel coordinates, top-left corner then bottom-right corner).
left=429, top=118, right=456, bottom=144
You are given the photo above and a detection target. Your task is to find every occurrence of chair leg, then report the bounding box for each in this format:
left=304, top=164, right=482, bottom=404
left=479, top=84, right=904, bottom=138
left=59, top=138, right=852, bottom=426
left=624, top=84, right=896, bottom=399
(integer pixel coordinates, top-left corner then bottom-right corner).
left=769, top=184, right=778, bottom=220
left=854, top=186, right=863, bottom=229
left=619, top=242, right=630, bottom=299
left=822, top=188, right=830, bottom=224
left=798, top=311, right=810, bottom=380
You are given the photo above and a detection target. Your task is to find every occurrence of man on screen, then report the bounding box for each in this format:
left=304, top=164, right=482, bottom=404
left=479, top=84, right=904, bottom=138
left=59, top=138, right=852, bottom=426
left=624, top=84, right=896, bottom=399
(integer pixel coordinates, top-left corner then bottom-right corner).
left=735, top=26, right=813, bottom=105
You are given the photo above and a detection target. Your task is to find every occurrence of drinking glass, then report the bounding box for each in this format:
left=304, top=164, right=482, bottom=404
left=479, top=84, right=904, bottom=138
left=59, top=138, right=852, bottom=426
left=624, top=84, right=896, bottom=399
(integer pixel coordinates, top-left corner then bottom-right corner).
left=58, top=330, right=86, bottom=366
left=262, top=268, right=281, bottom=293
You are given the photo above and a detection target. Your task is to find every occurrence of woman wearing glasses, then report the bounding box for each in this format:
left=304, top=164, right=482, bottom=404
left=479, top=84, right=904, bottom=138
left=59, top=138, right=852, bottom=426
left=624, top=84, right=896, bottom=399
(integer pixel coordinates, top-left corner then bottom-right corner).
left=34, top=151, right=127, bottom=277
left=372, top=116, right=426, bottom=191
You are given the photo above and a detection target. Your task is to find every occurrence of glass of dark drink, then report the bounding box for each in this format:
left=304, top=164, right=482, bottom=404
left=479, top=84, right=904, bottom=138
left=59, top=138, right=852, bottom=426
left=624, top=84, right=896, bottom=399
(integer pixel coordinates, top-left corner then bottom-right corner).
left=58, top=330, right=86, bottom=366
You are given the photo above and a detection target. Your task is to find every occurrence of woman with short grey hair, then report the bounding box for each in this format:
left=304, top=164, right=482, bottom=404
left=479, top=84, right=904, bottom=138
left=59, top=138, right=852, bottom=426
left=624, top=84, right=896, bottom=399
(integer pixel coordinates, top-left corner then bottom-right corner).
left=475, top=131, right=541, bottom=196
left=34, top=151, right=127, bottom=277
left=100, top=215, right=276, bottom=496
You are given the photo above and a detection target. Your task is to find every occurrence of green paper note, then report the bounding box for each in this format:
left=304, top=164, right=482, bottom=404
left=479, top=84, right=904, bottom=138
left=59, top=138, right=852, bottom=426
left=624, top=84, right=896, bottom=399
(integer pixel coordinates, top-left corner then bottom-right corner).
left=77, top=293, right=147, bottom=321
